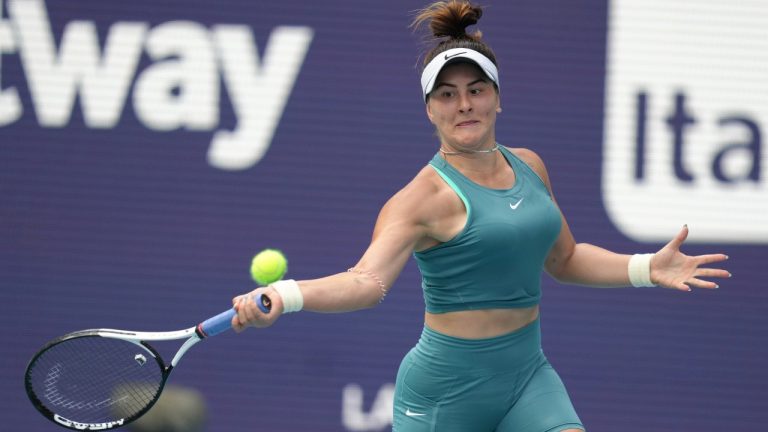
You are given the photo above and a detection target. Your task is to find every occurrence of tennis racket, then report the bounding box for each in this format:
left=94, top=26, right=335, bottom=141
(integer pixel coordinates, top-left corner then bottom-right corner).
left=24, top=294, right=272, bottom=431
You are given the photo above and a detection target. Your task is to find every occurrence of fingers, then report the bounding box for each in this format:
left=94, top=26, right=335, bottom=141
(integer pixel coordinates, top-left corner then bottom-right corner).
left=686, top=255, right=731, bottom=290
left=668, top=279, right=714, bottom=292
left=667, top=224, right=689, bottom=250
left=666, top=270, right=727, bottom=292
left=231, top=314, right=244, bottom=333
left=694, top=267, right=731, bottom=279
left=686, top=277, right=719, bottom=290
left=236, top=295, right=257, bottom=328
left=232, top=288, right=278, bottom=332
left=695, top=253, right=729, bottom=265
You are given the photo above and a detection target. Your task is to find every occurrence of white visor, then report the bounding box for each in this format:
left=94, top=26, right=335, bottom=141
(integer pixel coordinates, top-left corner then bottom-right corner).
left=420, top=48, right=499, bottom=102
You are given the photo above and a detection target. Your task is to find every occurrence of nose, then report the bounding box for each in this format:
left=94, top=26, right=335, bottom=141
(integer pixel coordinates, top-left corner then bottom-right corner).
left=458, top=92, right=473, bottom=113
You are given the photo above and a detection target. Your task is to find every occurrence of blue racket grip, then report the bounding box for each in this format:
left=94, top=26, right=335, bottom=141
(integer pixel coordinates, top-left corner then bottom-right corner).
left=198, top=294, right=271, bottom=337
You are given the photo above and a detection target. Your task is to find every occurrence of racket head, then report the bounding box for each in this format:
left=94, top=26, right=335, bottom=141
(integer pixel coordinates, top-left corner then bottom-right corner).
left=25, top=330, right=168, bottom=430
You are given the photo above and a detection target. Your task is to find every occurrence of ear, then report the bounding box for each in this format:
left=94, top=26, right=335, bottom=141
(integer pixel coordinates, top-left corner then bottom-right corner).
left=495, top=93, right=502, bottom=113
left=426, top=102, right=435, bottom=124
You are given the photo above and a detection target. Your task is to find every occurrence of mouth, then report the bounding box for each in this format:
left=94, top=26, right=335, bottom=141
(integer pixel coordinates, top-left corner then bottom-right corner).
left=456, top=120, right=480, bottom=127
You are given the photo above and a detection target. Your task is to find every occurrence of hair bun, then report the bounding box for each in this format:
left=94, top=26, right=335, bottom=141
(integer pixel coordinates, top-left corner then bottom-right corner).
left=413, top=1, right=484, bottom=41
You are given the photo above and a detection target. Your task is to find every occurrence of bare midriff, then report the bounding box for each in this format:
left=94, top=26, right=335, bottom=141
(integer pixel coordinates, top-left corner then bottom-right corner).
left=424, top=305, right=539, bottom=339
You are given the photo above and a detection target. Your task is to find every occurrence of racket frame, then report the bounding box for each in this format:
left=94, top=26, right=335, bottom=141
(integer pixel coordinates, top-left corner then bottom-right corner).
left=24, top=326, right=202, bottom=431
left=25, top=294, right=269, bottom=430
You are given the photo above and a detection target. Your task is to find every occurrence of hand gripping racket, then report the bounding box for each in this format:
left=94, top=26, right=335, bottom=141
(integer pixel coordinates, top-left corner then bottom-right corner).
left=24, top=295, right=271, bottom=431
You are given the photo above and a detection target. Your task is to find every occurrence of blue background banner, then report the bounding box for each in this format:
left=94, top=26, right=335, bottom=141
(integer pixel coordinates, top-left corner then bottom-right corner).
left=2, top=0, right=765, bottom=430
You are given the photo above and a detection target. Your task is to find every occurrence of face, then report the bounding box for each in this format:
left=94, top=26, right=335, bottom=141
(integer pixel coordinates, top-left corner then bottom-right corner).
left=426, top=62, right=501, bottom=152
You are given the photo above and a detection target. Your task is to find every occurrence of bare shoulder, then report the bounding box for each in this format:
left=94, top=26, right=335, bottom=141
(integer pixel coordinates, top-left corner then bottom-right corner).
left=374, top=164, right=466, bottom=250
left=506, top=146, right=552, bottom=188
left=381, top=165, right=448, bottom=223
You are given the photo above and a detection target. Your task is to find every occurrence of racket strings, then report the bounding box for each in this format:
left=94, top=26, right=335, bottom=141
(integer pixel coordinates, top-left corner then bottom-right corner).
left=27, top=336, right=164, bottom=424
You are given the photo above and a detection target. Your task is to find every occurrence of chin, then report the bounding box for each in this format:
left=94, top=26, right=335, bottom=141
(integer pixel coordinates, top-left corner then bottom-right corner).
left=453, top=135, right=488, bottom=149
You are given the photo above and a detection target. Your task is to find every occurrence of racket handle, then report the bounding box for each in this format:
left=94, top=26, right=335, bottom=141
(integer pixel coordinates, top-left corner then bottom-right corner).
left=199, top=294, right=271, bottom=337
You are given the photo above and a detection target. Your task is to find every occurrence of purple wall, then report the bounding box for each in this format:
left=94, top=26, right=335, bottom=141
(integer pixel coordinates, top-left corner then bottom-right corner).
left=2, top=0, right=765, bottom=430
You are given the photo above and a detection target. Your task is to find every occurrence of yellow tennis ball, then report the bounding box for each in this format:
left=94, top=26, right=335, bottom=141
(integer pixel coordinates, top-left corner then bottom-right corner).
left=250, top=249, right=287, bottom=285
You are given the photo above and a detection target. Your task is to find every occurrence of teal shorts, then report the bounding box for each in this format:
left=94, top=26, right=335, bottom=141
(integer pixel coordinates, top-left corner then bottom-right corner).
left=393, top=318, right=583, bottom=432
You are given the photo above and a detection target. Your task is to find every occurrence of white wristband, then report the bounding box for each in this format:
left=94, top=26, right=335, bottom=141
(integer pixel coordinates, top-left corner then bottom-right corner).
left=628, top=254, right=655, bottom=287
left=272, top=279, right=303, bottom=313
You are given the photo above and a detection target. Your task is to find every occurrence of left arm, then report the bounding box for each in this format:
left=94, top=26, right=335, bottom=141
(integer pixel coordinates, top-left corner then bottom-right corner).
left=513, top=148, right=730, bottom=290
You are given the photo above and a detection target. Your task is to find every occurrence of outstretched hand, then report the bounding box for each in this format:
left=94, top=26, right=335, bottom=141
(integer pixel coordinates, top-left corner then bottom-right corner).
left=650, top=225, right=730, bottom=291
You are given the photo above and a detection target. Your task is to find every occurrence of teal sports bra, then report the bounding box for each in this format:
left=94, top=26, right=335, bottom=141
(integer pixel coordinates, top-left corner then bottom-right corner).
left=414, top=146, right=562, bottom=313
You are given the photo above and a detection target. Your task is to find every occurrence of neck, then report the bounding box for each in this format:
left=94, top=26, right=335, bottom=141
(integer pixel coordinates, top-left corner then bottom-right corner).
left=439, top=143, right=499, bottom=156
left=439, top=142, right=506, bottom=176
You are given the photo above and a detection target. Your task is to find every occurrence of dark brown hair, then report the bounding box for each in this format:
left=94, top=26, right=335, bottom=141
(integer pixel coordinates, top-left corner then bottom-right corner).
left=411, top=1, right=498, bottom=69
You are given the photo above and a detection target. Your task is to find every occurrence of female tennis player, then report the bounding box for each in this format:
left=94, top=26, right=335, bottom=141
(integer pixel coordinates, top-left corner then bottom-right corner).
left=231, top=1, right=731, bottom=431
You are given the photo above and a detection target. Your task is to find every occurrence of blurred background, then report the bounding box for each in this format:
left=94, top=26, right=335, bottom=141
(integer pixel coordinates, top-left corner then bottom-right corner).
left=2, top=0, right=765, bottom=430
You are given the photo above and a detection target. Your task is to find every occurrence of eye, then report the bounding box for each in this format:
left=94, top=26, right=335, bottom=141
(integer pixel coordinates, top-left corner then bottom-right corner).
left=439, top=90, right=455, bottom=98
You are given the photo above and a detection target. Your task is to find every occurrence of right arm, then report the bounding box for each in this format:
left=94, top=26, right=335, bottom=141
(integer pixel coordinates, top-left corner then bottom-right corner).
left=293, top=193, right=428, bottom=313
left=232, top=167, right=441, bottom=331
